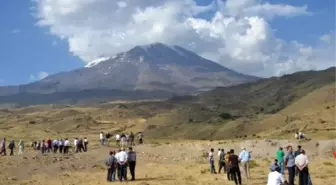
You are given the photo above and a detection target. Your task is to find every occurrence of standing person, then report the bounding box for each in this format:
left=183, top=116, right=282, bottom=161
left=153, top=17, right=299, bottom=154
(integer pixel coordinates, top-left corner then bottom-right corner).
left=18, top=140, right=24, bottom=155
left=100, top=132, right=105, bottom=146
left=138, top=132, right=143, bottom=145
left=295, top=150, right=310, bottom=185
left=115, top=133, right=121, bottom=146
left=8, top=140, right=15, bottom=156
left=58, top=139, right=64, bottom=154
left=129, top=132, right=135, bottom=146
left=218, top=149, right=226, bottom=173
left=239, top=147, right=251, bottom=180
left=41, top=140, right=46, bottom=154
left=276, top=147, right=285, bottom=174
left=106, top=133, right=111, bottom=146
left=74, top=138, right=78, bottom=152
left=294, top=145, right=303, bottom=176
left=285, top=146, right=296, bottom=185
left=209, top=148, right=217, bottom=174
left=64, top=138, right=70, bottom=154
left=52, top=139, right=58, bottom=153
left=47, top=138, right=52, bottom=153
left=120, top=134, right=126, bottom=147
left=126, top=133, right=130, bottom=146
left=115, top=148, right=128, bottom=182
left=84, top=137, right=88, bottom=152
left=128, top=147, right=137, bottom=181
left=78, top=138, right=84, bottom=152
left=105, top=151, right=117, bottom=182
left=225, top=151, right=232, bottom=181
left=0, top=138, right=6, bottom=156
left=228, top=149, right=242, bottom=185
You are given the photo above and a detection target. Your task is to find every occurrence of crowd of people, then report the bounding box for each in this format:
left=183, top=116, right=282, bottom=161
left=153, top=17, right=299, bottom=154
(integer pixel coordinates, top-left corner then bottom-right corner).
left=208, top=145, right=312, bottom=185
left=99, top=132, right=144, bottom=147
left=105, top=147, right=137, bottom=182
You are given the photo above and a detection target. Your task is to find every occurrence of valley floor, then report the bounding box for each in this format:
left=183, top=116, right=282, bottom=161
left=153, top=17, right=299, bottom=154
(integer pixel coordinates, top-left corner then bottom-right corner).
left=0, top=140, right=335, bottom=185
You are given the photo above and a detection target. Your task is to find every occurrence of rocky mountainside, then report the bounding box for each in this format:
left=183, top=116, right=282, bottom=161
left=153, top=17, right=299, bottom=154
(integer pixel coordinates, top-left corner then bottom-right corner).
left=0, top=43, right=259, bottom=105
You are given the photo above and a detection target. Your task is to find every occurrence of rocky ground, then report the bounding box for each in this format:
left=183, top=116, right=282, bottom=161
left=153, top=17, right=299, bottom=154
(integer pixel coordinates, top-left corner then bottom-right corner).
left=0, top=139, right=335, bottom=185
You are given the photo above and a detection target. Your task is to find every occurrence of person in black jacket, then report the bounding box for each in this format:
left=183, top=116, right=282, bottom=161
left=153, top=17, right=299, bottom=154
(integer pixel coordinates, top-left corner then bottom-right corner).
left=8, top=140, right=15, bottom=156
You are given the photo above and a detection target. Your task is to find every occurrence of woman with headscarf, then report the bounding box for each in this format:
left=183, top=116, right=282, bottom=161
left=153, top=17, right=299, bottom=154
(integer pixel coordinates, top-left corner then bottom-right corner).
left=18, top=140, right=24, bottom=155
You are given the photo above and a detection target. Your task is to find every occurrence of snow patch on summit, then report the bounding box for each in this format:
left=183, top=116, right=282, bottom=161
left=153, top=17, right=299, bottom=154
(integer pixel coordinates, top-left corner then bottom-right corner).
left=85, top=57, right=112, bottom=68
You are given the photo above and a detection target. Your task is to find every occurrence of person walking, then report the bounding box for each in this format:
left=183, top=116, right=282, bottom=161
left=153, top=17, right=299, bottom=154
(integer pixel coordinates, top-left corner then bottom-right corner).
left=228, top=149, right=242, bottom=185
left=225, top=151, right=232, bottom=181
left=209, top=148, right=217, bottom=174
left=100, top=132, right=105, bottom=146
left=115, top=148, right=128, bottom=182
left=218, top=149, right=226, bottom=173
left=84, top=137, right=88, bottom=152
left=52, top=139, right=58, bottom=153
left=64, top=138, right=70, bottom=154
left=285, top=146, right=296, bottom=185
left=58, top=139, right=64, bottom=154
left=8, top=140, right=15, bottom=156
left=276, top=147, right=285, bottom=174
left=128, top=147, right=137, bottom=181
left=129, top=132, right=135, bottom=146
left=0, top=138, right=6, bottom=156
left=295, top=150, right=310, bottom=185
left=105, top=151, right=117, bottom=182
left=18, top=140, right=24, bottom=155
left=116, top=133, right=121, bottom=146
left=239, top=147, right=251, bottom=180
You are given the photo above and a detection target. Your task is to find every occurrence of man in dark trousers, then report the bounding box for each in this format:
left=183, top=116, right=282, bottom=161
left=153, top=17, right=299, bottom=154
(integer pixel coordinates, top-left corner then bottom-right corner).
left=105, top=151, right=117, bottom=182
left=218, top=149, right=226, bottom=173
left=8, top=140, right=15, bottom=156
left=228, top=149, right=242, bottom=185
left=128, top=147, right=137, bottom=181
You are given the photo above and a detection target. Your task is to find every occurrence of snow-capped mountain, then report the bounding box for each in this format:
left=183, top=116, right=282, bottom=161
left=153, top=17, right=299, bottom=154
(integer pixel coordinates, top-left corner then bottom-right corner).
left=0, top=43, right=259, bottom=104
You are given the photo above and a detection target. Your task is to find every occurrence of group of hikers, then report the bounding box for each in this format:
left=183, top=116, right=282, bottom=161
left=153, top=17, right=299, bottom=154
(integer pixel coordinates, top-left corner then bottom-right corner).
left=31, top=137, right=90, bottom=154
left=105, top=147, right=137, bottom=182
left=209, top=145, right=311, bottom=185
left=0, top=138, right=25, bottom=156
left=0, top=137, right=89, bottom=156
left=99, top=132, right=144, bottom=147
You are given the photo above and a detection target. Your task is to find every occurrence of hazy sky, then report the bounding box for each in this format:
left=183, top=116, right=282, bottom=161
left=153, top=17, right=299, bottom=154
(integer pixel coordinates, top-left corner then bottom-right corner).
left=0, top=0, right=335, bottom=85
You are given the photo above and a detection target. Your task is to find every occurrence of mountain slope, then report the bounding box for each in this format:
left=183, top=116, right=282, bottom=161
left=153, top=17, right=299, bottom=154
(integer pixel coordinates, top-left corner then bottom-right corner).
left=143, top=67, right=336, bottom=139
left=0, top=43, right=258, bottom=99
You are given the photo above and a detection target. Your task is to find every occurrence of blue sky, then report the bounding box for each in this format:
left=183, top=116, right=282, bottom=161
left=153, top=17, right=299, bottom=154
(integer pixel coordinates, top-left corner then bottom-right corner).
left=0, top=0, right=335, bottom=85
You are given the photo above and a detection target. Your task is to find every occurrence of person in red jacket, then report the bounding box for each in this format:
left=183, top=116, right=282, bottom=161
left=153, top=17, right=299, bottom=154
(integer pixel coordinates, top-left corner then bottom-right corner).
left=47, top=138, right=52, bottom=153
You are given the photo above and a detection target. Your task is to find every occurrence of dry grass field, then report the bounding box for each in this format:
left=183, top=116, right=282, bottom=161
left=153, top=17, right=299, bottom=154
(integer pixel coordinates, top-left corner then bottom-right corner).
left=0, top=78, right=335, bottom=184
left=0, top=140, right=335, bottom=185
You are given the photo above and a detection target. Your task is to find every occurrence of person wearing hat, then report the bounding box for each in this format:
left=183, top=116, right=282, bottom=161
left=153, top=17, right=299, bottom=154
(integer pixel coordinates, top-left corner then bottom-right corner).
left=115, top=147, right=128, bottom=181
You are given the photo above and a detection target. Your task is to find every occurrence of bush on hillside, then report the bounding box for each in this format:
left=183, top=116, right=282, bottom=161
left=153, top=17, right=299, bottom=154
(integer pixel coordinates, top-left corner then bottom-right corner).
left=219, top=113, right=235, bottom=120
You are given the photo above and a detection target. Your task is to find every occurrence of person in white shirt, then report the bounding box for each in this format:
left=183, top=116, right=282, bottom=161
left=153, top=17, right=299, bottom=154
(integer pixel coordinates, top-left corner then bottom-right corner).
left=115, top=134, right=120, bottom=146
left=84, top=137, right=88, bottom=152
left=74, top=138, right=78, bottom=152
left=218, top=149, right=222, bottom=158
left=64, top=139, right=70, bottom=154
left=209, top=148, right=217, bottom=174
left=295, top=150, right=310, bottom=185
left=100, top=132, right=105, bottom=146
left=267, top=166, right=287, bottom=185
left=115, top=148, right=128, bottom=181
